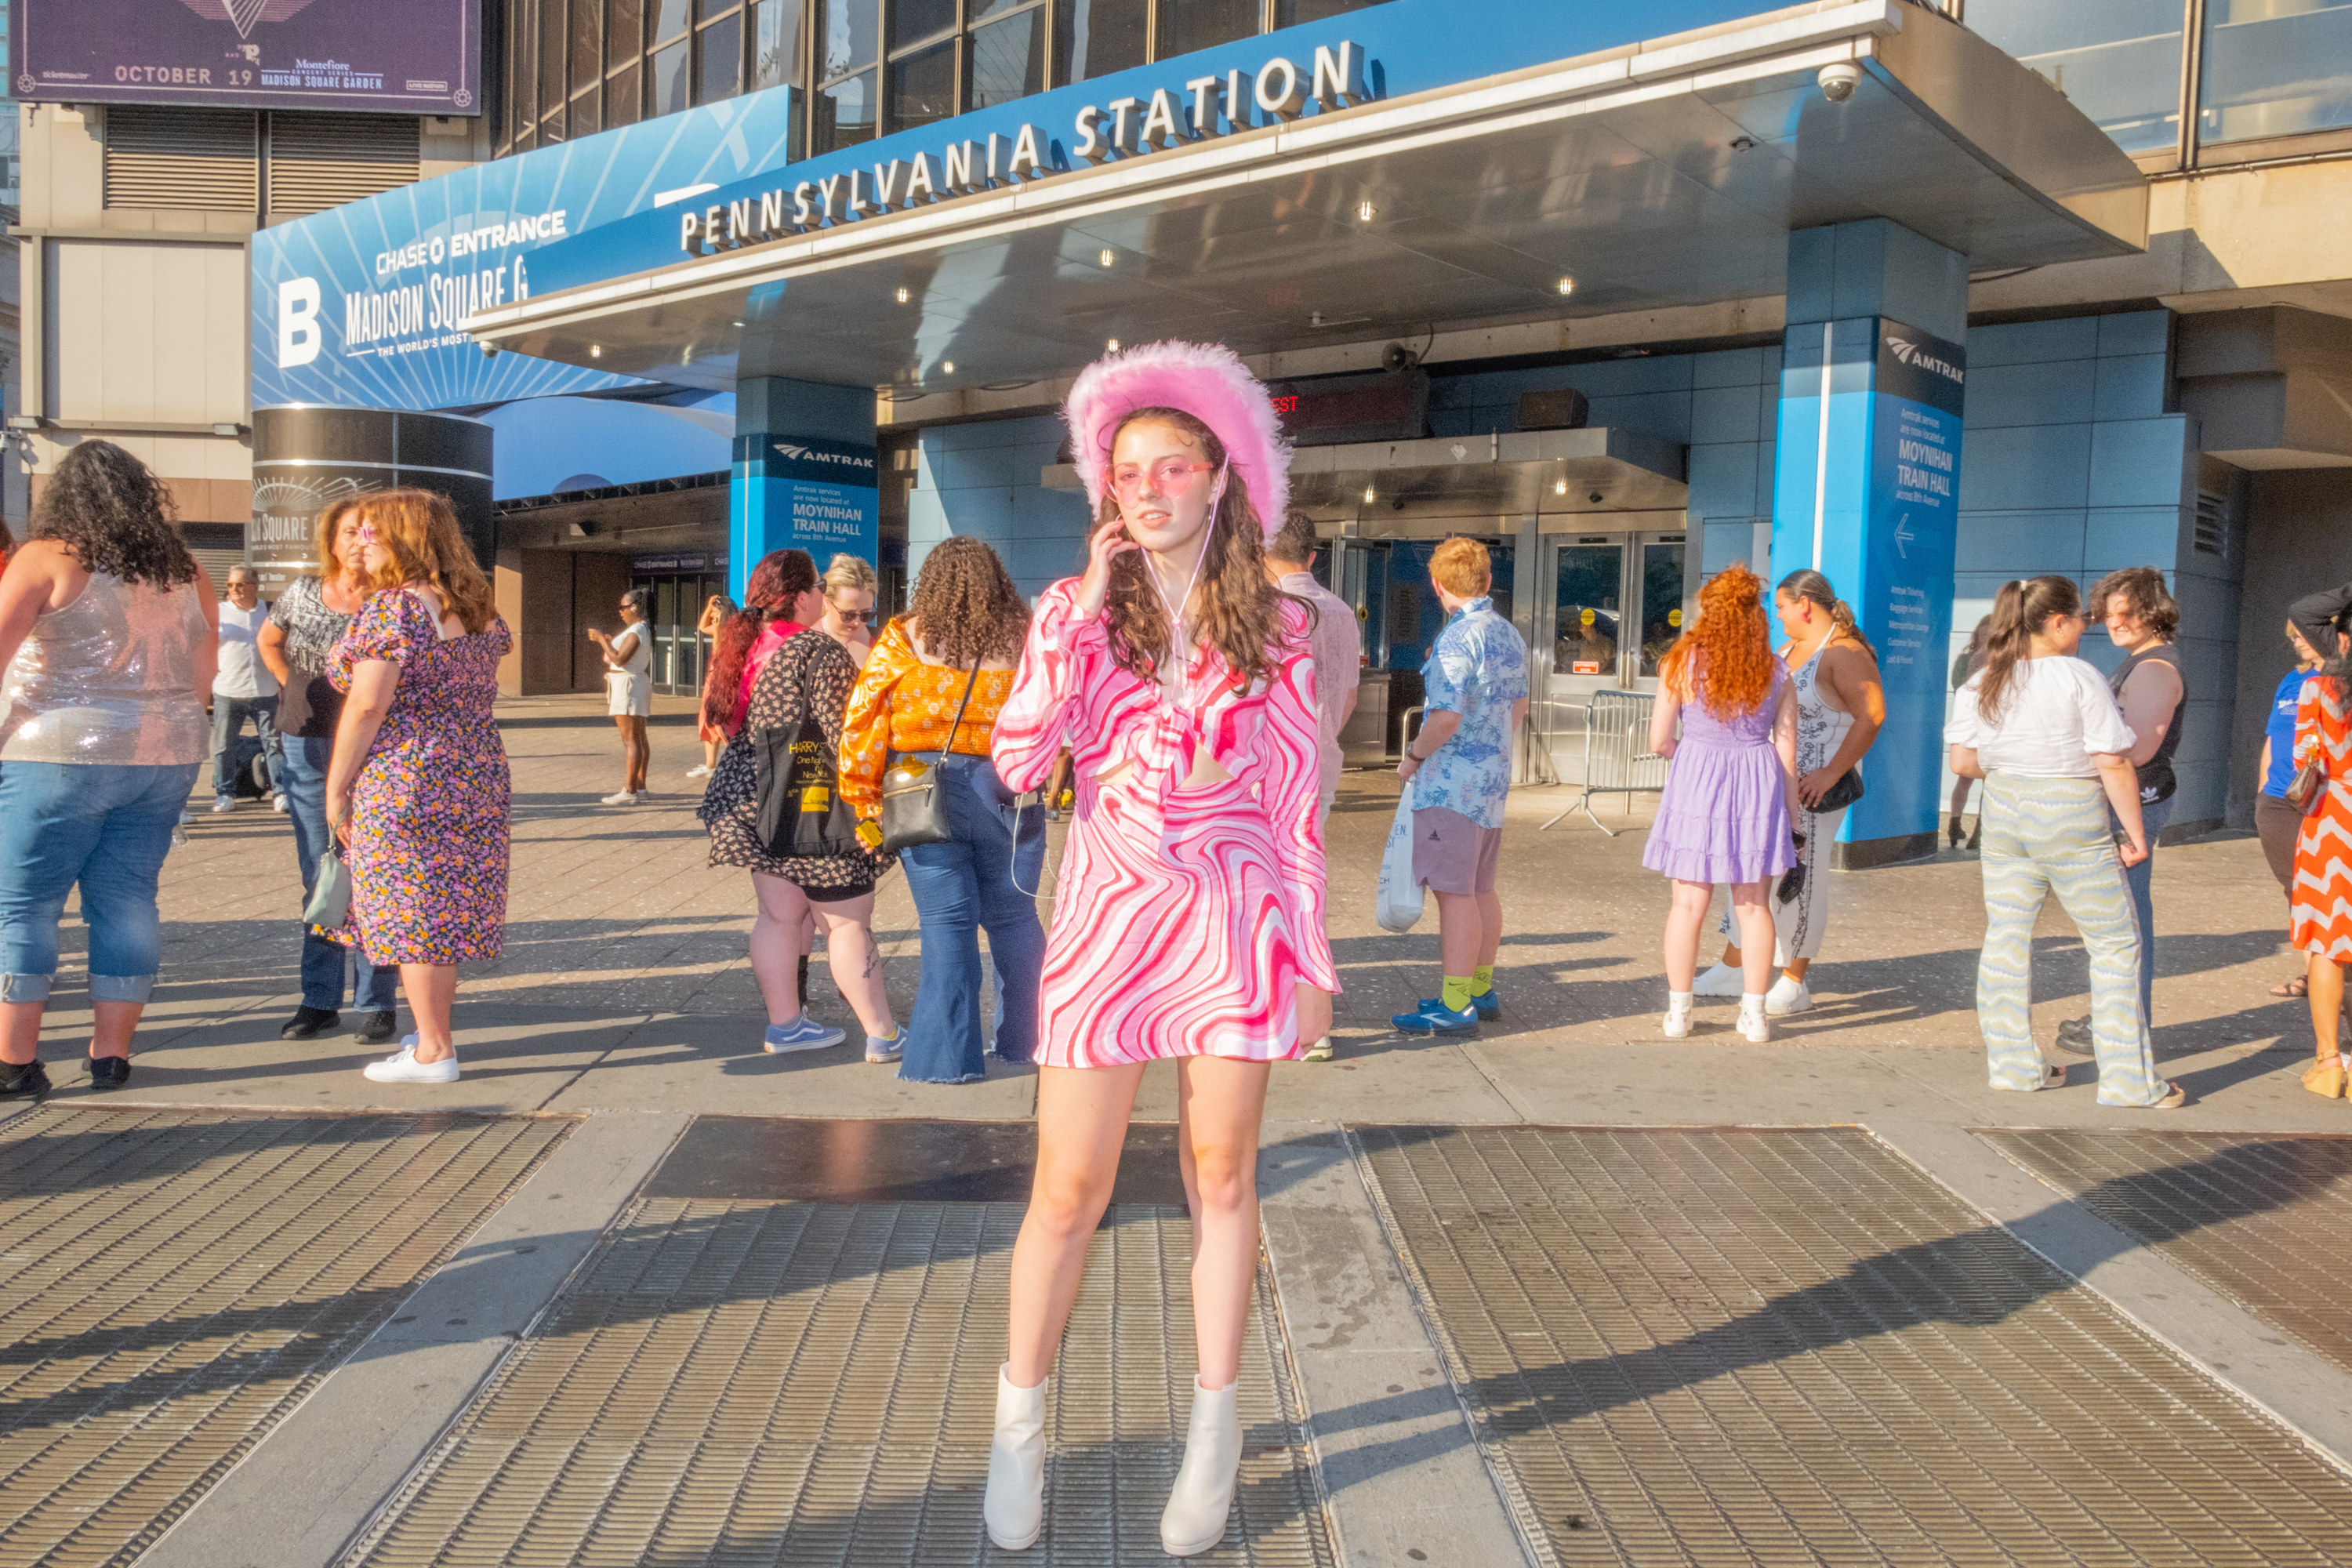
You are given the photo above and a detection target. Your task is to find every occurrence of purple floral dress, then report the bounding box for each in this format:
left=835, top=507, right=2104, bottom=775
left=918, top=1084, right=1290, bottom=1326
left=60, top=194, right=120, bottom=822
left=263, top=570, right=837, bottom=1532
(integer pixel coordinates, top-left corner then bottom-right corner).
left=327, top=590, right=513, bottom=964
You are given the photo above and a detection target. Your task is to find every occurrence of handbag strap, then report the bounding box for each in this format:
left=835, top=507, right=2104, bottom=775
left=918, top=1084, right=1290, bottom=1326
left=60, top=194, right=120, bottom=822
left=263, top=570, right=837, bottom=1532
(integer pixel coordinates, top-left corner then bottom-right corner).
left=942, top=661, right=985, bottom=752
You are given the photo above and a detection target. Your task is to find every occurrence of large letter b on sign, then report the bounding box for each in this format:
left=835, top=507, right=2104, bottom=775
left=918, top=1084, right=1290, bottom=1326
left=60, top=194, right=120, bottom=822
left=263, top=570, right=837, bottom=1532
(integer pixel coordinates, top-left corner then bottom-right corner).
left=278, top=278, right=322, bottom=368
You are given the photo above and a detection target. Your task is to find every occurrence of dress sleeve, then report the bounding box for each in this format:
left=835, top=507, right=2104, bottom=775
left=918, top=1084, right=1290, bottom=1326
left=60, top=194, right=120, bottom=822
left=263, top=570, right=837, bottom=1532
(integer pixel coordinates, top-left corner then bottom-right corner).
left=1943, top=675, right=1983, bottom=749
left=803, top=637, right=858, bottom=759
left=328, top=590, right=413, bottom=694
left=993, top=579, right=1103, bottom=793
left=840, top=623, right=909, bottom=822
left=2077, top=665, right=2136, bottom=757
left=1261, top=638, right=1340, bottom=993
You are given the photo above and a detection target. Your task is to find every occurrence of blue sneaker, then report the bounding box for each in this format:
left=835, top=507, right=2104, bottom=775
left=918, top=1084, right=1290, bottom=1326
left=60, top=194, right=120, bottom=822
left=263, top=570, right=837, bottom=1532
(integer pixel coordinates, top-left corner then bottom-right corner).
left=1392, top=998, right=1479, bottom=1035
left=1411, top=988, right=1502, bottom=1022
left=865, top=1029, right=904, bottom=1064
left=764, top=1014, right=846, bottom=1053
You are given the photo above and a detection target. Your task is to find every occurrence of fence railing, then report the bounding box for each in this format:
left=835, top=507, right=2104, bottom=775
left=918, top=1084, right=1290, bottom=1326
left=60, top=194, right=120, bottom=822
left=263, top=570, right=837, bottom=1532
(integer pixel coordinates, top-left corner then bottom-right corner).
left=1540, top=688, right=1668, bottom=836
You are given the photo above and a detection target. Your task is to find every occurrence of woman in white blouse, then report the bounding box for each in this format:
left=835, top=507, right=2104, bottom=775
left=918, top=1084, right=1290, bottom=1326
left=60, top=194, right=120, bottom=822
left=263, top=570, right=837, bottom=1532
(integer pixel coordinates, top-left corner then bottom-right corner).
left=1944, top=575, right=2183, bottom=1108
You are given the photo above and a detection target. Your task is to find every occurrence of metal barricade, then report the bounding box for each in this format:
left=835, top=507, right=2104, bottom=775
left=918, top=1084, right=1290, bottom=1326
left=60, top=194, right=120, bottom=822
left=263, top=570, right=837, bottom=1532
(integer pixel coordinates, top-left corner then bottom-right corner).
left=1540, top=688, right=1668, bottom=835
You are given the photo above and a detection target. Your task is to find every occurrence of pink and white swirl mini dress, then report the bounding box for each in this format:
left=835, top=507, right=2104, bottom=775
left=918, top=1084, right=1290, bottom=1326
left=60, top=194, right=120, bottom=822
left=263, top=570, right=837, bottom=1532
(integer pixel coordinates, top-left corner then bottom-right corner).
left=991, top=580, right=1338, bottom=1067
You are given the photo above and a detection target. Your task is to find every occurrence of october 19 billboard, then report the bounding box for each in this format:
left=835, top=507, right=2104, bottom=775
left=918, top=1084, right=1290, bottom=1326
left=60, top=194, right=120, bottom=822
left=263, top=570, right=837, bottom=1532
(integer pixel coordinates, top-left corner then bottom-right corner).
left=13, top=0, right=481, bottom=115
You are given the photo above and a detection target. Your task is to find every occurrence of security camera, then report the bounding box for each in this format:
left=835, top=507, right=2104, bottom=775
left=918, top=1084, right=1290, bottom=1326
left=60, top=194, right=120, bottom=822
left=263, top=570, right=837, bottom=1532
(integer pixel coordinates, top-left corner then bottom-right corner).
left=1381, top=342, right=1421, bottom=373
left=1588, top=490, right=1604, bottom=505
left=1818, top=62, right=1861, bottom=103
left=479, top=342, right=499, bottom=358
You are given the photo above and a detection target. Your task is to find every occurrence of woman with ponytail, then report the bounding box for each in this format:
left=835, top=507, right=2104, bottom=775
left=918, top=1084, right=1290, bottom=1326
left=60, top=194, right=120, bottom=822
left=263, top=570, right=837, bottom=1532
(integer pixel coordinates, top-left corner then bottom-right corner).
left=1642, top=563, right=1798, bottom=1043
left=1694, top=568, right=1884, bottom=1014
left=1944, top=575, right=2182, bottom=1107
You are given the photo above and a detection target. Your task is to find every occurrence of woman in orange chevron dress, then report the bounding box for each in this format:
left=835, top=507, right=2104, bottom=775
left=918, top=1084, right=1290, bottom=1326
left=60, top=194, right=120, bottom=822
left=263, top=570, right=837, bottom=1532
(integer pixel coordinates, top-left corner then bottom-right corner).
left=2291, top=663, right=2352, bottom=1094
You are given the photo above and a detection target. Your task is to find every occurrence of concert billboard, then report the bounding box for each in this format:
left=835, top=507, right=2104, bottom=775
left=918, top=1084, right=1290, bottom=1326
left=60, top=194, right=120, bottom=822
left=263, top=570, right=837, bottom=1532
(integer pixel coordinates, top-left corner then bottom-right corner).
left=12, top=0, right=481, bottom=116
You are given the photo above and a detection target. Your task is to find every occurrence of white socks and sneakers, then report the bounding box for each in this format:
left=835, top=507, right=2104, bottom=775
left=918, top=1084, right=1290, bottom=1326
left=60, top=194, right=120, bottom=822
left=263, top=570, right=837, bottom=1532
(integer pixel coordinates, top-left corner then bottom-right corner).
left=1737, top=995, right=1773, bottom=1043
left=1663, top=991, right=1694, bottom=1039
left=983, top=1366, right=1243, bottom=1556
left=1160, top=1377, right=1242, bottom=1557
left=1694, top=964, right=1813, bottom=1016
left=363, top=1033, right=459, bottom=1083
left=985, top=1365, right=1047, bottom=1552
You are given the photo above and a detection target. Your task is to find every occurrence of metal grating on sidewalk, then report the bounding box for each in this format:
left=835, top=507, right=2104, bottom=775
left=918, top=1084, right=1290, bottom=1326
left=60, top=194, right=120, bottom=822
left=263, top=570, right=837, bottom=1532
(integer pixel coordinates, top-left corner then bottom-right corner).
left=1356, top=1124, right=2352, bottom=1568
left=1980, top=1128, right=2352, bottom=1378
left=0, top=1104, right=569, bottom=1568
left=343, top=1200, right=1334, bottom=1567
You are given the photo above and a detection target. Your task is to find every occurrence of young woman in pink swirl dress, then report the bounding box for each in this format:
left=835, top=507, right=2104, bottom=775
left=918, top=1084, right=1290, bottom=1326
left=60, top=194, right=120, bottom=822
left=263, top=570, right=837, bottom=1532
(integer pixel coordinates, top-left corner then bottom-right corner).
left=982, top=342, right=1338, bottom=1558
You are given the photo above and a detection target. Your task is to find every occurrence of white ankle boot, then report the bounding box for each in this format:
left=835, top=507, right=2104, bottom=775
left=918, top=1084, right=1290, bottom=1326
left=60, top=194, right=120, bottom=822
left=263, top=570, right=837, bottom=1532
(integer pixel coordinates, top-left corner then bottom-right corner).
left=985, top=1363, right=1047, bottom=1551
left=1160, top=1377, right=1241, bottom=1557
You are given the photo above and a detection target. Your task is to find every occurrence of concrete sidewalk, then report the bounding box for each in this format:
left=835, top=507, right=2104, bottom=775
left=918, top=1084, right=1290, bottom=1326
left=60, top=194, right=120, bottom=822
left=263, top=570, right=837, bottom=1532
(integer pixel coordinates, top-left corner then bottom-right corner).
left=10, top=694, right=2352, bottom=1568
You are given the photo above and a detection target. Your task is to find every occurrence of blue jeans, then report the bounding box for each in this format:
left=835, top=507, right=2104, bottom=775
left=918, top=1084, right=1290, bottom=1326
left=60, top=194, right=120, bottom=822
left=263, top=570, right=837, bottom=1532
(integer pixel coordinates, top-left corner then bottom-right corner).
left=2114, top=791, right=2176, bottom=1024
left=212, top=693, right=281, bottom=795
left=895, top=753, right=1047, bottom=1083
left=278, top=736, right=398, bottom=1012
left=0, top=760, right=200, bottom=1005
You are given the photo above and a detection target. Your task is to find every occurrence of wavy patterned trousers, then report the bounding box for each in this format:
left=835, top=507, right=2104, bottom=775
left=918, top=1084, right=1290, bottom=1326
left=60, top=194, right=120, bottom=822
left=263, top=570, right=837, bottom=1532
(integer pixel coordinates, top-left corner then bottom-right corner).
left=1976, top=773, right=2168, bottom=1107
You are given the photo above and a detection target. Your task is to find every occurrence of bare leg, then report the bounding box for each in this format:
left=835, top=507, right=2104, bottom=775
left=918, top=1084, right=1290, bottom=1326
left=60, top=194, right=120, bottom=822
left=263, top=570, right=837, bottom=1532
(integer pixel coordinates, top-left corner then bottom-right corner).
left=1, top=1001, right=42, bottom=1065
left=1728, top=877, right=1777, bottom=996
left=1475, top=888, right=1503, bottom=971
left=702, top=735, right=722, bottom=771
left=2309, top=952, right=2344, bottom=1062
left=1664, top=879, right=1714, bottom=990
left=89, top=1000, right=142, bottom=1060
left=1007, top=1062, right=1147, bottom=1386
left=1434, top=891, right=1482, bottom=975
left=611, top=715, right=633, bottom=793
left=1177, top=1056, right=1272, bottom=1390
left=1784, top=956, right=1813, bottom=982
left=750, top=873, right=815, bottom=1025
left=402, top=963, right=458, bottom=1062
left=622, top=717, right=651, bottom=793
left=811, top=893, right=896, bottom=1039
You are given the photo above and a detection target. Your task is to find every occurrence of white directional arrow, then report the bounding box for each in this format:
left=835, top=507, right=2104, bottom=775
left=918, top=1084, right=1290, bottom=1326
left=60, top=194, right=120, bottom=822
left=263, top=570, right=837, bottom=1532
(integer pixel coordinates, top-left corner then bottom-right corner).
left=1893, top=514, right=1915, bottom=559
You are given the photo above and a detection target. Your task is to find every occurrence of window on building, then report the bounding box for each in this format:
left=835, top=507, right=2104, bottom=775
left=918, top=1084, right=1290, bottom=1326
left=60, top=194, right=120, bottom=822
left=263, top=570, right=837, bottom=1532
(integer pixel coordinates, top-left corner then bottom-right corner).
left=571, top=82, right=603, bottom=135
left=1056, top=0, right=1148, bottom=83
left=654, top=0, right=691, bottom=42
left=816, top=0, right=883, bottom=151
left=541, top=0, right=569, bottom=113
left=1965, top=0, right=2184, bottom=155
left=969, top=2, right=1046, bottom=109
left=652, top=37, right=692, bottom=114
left=2199, top=0, right=2352, bottom=147
left=752, top=0, right=804, bottom=90
left=1274, top=0, right=1387, bottom=20
left=608, top=60, right=643, bottom=125
left=1157, top=0, right=1258, bottom=59
left=699, top=9, right=745, bottom=100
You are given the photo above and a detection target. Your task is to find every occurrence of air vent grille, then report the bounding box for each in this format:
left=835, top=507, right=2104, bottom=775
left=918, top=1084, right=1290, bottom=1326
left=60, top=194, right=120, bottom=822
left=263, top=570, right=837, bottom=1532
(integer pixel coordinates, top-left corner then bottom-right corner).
left=2194, top=490, right=2227, bottom=557
left=266, top=113, right=422, bottom=220
left=103, top=107, right=257, bottom=212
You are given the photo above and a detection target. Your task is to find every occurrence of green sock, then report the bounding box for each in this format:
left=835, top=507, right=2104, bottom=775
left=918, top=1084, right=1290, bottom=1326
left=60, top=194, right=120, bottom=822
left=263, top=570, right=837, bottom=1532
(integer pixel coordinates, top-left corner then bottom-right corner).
left=1468, top=965, right=1494, bottom=998
left=1441, top=975, right=1474, bottom=1012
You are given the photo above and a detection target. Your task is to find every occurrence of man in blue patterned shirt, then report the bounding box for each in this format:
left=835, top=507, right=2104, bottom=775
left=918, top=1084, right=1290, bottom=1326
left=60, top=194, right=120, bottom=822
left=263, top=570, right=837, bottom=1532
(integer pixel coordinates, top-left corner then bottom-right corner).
left=1394, top=539, right=1529, bottom=1034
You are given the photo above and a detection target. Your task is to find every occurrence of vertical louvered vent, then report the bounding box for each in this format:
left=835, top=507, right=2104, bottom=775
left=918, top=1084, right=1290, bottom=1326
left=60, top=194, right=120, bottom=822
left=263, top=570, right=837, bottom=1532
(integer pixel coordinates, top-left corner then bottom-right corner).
left=266, top=113, right=422, bottom=220
left=2194, top=490, right=2227, bottom=557
left=103, top=107, right=257, bottom=212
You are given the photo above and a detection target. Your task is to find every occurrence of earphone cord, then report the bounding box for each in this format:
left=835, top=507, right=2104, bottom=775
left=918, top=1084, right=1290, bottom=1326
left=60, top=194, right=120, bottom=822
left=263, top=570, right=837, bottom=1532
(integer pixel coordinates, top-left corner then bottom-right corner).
left=1142, top=459, right=1226, bottom=704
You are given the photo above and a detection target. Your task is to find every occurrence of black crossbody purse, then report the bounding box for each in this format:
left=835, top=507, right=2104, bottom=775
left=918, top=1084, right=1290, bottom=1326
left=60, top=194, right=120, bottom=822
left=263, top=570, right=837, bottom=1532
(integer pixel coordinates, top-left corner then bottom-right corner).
left=879, top=664, right=984, bottom=854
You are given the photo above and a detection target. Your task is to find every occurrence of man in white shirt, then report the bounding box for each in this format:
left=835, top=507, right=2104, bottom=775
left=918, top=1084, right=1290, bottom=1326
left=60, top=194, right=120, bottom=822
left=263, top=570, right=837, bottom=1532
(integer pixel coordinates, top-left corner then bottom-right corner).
left=212, top=566, right=284, bottom=814
left=1263, top=514, right=1363, bottom=1062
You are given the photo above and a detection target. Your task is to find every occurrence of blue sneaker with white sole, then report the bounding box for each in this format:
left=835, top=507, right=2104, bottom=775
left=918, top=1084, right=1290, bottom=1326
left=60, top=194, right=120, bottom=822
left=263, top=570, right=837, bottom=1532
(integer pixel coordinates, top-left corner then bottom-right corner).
left=1410, top=988, right=1502, bottom=1022
left=764, top=1015, right=846, bottom=1053
left=1392, top=998, right=1479, bottom=1035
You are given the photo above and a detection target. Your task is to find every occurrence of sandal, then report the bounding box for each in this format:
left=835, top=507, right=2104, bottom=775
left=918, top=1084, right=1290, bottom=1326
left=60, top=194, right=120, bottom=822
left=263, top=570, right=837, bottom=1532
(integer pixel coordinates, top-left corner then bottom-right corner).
left=2041, top=1060, right=2067, bottom=1090
left=2154, top=1080, right=2189, bottom=1109
left=2272, top=976, right=2310, bottom=998
left=2304, top=1058, right=2347, bottom=1099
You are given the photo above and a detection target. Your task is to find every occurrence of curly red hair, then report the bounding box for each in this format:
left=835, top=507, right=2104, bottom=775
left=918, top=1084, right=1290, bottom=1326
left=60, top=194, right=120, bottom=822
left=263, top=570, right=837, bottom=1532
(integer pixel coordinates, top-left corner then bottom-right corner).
left=1657, top=563, right=1775, bottom=719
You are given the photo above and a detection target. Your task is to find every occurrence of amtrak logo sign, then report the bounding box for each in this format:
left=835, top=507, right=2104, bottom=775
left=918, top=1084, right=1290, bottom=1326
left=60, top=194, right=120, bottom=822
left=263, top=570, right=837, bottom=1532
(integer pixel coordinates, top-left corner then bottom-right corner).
left=774, top=442, right=876, bottom=472
left=1882, top=334, right=1965, bottom=387
left=739, top=433, right=880, bottom=488
left=1875, top=322, right=1967, bottom=418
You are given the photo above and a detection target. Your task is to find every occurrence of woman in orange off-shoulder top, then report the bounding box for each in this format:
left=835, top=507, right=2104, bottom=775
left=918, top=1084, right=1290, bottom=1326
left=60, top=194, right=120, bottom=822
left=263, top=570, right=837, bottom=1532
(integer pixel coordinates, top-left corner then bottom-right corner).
left=840, top=537, right=1046, bottom=1083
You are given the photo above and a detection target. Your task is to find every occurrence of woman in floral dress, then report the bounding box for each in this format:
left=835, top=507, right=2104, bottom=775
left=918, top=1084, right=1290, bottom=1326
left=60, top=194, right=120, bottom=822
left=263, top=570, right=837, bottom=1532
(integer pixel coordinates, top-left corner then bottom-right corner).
left=325, top=489, right=512, bottom=1085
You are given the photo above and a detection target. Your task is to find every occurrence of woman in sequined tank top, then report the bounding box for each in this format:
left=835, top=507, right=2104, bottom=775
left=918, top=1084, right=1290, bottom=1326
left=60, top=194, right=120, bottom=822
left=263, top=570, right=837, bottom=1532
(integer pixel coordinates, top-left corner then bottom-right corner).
left=0, top=441, right=218, bottom=1099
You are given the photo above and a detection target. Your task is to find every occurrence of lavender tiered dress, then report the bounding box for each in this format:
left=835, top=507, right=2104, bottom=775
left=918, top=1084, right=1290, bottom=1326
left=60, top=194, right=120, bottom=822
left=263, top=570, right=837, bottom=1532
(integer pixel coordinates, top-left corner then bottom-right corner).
left=1642, top=666, right=1795, bottom=884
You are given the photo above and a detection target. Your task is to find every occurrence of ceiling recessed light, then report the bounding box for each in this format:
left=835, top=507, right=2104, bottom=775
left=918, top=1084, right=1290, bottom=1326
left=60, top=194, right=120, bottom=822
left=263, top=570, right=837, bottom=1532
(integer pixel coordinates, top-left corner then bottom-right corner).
left=731, top=320, right=743, bottom=327
left=1557, top=277, right=1575, bottom=296
left=942, top=360, right=955, bottom=373
left=1362, top=485, right=1376, bottom=505
left=1106, top=338, right=1120, bottom=352
left=590, top=345, right=601, bottom=358
left=895, top=286, right=910, bottom=303
left=1554, top=477, right=1567, bottom=495
left=1098, top=249, right=1115, bottom=267
left=1357, top=200, right=1376, bottom=222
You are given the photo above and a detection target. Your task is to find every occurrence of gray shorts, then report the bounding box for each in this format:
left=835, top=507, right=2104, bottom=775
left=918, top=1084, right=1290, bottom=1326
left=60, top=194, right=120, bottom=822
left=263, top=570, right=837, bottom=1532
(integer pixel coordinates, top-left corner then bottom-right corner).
left=1412, top=807, right=1501, bottom=895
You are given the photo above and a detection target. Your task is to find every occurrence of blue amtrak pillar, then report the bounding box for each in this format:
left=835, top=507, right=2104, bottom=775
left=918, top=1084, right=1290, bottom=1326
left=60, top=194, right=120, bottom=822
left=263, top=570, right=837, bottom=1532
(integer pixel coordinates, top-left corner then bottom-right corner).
left=731, top=376, right=880, bottom=602
left=1769, top=219, right=1969, bottom=869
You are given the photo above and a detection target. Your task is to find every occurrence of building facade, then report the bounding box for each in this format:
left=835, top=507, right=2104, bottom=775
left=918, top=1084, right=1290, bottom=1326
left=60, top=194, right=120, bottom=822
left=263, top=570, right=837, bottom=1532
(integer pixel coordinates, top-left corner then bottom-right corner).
left=17, top=0, right=2352, bottom=856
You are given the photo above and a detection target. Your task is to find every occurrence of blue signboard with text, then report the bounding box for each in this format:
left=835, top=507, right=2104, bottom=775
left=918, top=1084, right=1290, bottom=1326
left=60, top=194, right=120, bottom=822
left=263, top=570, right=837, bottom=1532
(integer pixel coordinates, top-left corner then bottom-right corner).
left=730, top=435, right=880, bottom=602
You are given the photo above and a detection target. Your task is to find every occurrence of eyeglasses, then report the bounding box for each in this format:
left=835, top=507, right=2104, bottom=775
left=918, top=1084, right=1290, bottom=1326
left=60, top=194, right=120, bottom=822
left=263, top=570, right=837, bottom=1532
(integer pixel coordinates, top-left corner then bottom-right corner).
left=354, top=523, right=378, bottom=544
left=1107, top=458, right=1215, bottom=500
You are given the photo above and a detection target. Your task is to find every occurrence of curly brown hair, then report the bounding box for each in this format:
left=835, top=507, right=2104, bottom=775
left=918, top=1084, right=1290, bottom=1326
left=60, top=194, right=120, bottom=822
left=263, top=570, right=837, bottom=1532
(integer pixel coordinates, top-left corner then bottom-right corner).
left=1657, top=562, right=1775, bottom=719
left=907, top=535, right=1029, bottom=666
left=355, top=488, right=499, bottom=634
left=1097, top=407, right=1301, bottom=687
left=31, top=440, right=198, bottom=589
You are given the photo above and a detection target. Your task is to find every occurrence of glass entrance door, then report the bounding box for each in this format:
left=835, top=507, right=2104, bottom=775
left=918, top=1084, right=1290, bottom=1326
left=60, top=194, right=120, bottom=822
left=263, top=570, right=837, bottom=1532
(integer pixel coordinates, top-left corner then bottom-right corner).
left=1549, top=537, right=1627, bottom=691
left=1631, top=532, right=1688, bottom=683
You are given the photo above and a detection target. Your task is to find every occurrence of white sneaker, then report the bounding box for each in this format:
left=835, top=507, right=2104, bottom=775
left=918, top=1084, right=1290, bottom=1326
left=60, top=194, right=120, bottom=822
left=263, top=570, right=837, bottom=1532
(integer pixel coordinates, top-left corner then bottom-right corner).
left=1691, top=962, right=1744, bottom=997
left=362, top=1036, right=459, bottom=1083
left=686, top=764, right=713, bottom=779
left=1737, top=1005, right=1773, bottom=1044
left=212, top=793, right=236, bottom=814
left=1764, top=975, right=1813, bottom=1016
left=271, top=793, right=290, bottom=814
left=601, top=790, right=639, bottom=806
left=1663, top=1006, right=1693, bottom=1040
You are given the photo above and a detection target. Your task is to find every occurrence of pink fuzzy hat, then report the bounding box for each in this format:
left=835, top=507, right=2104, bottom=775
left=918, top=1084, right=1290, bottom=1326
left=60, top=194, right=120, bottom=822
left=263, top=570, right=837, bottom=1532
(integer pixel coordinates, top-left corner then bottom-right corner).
left=1063, top=340, right=1291, bottom=539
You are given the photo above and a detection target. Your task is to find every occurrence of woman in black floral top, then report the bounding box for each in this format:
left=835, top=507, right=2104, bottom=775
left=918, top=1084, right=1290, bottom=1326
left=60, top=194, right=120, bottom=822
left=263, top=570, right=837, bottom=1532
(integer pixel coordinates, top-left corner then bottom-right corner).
left=257, top=499, right=401, bottom=1045
left=700, top=627, right=901, bottom=1058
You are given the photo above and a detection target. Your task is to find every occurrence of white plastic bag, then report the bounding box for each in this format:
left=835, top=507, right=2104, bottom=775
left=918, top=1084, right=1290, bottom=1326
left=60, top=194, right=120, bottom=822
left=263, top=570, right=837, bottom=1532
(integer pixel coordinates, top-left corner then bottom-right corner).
left=1375, top=781, right=1425, bottom=933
